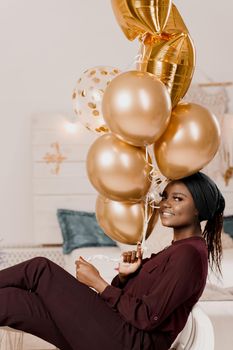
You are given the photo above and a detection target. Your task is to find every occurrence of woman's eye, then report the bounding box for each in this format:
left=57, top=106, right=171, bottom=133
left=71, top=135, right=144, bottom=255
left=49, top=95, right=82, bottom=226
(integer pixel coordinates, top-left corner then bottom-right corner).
left=173, top=196, right=182, bottom=201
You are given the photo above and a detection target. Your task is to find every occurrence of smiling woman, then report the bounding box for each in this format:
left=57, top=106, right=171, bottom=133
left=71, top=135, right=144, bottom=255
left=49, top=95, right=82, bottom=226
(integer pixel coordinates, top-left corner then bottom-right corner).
left=159, top=182, right=200, bottom=235
left=0, top=172, right=225, bottom=350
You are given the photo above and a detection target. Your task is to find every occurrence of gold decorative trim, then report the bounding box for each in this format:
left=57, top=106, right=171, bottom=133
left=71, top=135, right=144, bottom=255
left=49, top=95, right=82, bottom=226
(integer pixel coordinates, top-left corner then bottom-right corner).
left=43, top=142, right=66, bottom=175
left=224, top=167, right=233, bottom=186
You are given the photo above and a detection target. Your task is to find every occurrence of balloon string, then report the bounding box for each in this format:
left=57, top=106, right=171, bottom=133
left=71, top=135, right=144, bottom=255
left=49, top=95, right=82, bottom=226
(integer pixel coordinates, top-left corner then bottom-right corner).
left=141, top=146, right=169, bottom=252
left=141, top=146, right=151, bottom=252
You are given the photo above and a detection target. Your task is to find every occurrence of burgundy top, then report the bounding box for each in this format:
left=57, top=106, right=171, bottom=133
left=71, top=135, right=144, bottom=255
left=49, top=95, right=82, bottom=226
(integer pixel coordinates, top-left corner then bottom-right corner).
left=100, top=236, right=208, bottom=349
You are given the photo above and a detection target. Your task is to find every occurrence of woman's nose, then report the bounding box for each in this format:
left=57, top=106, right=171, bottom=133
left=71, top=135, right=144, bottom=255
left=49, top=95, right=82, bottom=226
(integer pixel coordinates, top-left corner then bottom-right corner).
left=161, top=198, right=172, bottom=208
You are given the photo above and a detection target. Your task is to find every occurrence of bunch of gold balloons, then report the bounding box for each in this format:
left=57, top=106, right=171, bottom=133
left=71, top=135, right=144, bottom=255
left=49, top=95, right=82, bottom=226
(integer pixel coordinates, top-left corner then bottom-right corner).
left=110, top=0, right=221, bottom=179
left=75, top=1, right=221, bottom=245
left=87, top=70, right=171, bottom=244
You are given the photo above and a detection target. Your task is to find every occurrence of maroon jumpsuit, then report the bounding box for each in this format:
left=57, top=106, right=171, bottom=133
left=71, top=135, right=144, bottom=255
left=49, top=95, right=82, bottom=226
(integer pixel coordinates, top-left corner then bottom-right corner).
left=0, top=236, right=208, bottom=350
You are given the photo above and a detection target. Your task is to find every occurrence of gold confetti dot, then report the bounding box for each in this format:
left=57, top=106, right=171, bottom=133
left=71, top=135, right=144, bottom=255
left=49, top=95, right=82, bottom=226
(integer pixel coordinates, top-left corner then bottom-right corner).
left=100, top=70, right=108, bottom=75
left=92, top=110, right=99, bottom=116
left=72, top=91, right=76, bottom=99
left=89, top=70, right=96, bottom=76
left=93, top=78, right=100, bottom=83
left=78, top=78, right=82, bottom=83
left=95, top=125, right=109, bottom=133
left=113, top=69, right=119, bottom=74
left=88, top=102, right=96, bottom=109
left=81, top=90, right=86, bottom=97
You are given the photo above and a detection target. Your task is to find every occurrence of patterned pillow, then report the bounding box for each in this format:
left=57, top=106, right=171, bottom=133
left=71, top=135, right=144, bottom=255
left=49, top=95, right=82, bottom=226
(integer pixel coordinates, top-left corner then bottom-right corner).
left=57, top=209, right=116, bottom=254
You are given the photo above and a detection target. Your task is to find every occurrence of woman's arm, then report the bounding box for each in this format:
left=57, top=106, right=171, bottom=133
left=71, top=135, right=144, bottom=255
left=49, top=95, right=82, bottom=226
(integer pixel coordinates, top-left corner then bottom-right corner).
left=100, top=245, right=204, bottom=331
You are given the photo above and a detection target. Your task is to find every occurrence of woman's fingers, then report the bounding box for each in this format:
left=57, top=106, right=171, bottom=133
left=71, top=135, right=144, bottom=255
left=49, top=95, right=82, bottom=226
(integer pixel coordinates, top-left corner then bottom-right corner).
left=131, top=250, right=136, bottom=262
left=136, top=242, right=142, bottom=259
left=122, top=250, right=138, bottom=263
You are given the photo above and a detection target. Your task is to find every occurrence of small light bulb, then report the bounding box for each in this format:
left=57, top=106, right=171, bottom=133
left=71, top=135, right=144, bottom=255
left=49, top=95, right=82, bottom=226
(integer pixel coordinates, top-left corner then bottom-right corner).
left=65, top=122, right=78, bottom=134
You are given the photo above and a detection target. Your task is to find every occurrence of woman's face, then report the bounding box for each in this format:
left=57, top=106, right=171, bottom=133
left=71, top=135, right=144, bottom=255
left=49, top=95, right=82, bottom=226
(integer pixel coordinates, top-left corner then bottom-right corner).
left=159, top=181, right=199, bottom=228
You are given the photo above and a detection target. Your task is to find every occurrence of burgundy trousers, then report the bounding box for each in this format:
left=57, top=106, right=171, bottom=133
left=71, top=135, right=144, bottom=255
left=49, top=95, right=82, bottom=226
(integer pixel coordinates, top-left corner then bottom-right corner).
left=0, top=257, right=136, bottom=350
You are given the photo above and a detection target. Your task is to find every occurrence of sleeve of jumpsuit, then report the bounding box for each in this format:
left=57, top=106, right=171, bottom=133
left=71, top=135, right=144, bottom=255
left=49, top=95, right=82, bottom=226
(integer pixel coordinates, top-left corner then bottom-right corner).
left=100, top=245, right=204, bottom=331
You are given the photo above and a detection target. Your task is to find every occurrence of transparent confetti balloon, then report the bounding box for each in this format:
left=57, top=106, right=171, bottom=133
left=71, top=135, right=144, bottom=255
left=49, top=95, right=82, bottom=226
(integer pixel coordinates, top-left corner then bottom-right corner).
left=72, top=66, right=121, bottom=134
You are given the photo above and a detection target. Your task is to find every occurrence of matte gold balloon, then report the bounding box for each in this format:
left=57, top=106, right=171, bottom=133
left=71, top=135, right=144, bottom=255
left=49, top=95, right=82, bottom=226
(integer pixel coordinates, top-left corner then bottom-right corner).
left=96, top=195, right=158, bottom=244
left=111, top=0, right=172, bottom=40
left=102, top=70, right=171, bottom=147
left=154, top=103, right=221, bottom=180
left=137, top=31, right=195, bottom=107
left=86, top=133, right=152, bottom=202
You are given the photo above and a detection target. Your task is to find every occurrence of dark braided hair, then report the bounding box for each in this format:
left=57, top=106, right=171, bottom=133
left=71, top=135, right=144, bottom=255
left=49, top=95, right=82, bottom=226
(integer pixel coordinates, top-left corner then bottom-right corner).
left=181, top=172, right=225, bottom=276
left=203, top=211, right=223, bottom=276
left=202, top=192, right=225, bottom=276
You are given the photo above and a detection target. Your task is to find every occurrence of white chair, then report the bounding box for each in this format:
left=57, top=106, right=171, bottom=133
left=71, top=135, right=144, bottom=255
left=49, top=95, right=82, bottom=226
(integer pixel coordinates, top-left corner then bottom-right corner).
left=170, top=305, right=215, bottom=350
left=0, top=327, right=24, bottom=350
left=0, top=326, right=58, bottom=350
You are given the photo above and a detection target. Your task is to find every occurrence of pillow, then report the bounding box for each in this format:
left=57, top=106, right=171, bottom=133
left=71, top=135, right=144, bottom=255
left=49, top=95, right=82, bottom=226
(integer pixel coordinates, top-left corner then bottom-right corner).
left=222, top=231, right=233, bottom=249
left=223, top=216, right=233, bottom=239
left=57, top=209, right=117, bottom=254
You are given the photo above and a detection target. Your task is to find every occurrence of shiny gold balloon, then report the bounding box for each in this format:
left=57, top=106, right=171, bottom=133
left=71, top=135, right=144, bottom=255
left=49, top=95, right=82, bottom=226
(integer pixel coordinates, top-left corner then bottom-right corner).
left=146, top=203, right=159, bottom=239
left=102, top=70, right=171, bottom=147
left=86, top=133, right=152, bottom=202
left=111, top=0, right=146, bottom=40
left=137, top=31, right=195, bottom=107
left=128, top=0, right=172, bottom=34
left=163, top=4, right=189, bottom=34
left=154, top=103, right=221, bottom=180
left=111, top=0, right=172, bottom=40
left=96, top=195, right=158, bottom=244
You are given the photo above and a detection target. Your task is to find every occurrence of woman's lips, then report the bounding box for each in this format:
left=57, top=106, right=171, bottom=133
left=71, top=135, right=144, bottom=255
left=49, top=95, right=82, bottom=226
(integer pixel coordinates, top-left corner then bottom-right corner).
left=160, top=211, right=175, bottom=217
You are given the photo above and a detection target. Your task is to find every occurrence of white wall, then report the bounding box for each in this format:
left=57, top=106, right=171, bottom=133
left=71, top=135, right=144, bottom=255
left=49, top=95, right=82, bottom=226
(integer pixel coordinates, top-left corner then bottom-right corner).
left=0, top=0, right=232, bottom=245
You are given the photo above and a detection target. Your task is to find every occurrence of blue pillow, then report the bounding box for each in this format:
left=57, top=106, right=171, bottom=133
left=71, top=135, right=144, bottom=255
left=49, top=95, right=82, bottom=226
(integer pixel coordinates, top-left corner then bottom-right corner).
left=223, top=216, right=233, bottom=240
left=57, top=209, right=116, bottom=254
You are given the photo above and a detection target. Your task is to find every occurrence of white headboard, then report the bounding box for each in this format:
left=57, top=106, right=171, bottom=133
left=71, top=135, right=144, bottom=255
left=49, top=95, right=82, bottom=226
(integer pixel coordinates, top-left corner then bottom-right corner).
left=32, top=113, right=98, bottom=245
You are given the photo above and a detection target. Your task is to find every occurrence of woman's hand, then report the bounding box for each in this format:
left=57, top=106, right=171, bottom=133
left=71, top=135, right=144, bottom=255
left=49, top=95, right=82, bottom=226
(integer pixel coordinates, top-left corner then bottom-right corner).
left=118, top=242, right=143, bottom=281
left=75, top=257, right=109, bottom=293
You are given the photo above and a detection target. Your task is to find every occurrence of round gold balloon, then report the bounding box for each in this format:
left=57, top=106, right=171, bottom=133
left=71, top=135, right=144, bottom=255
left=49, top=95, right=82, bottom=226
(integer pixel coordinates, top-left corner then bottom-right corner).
left=86, top=133, right=152, bottom=202
left=96, top=195, right=158, bottom=244
left=154, top=103, right=221, bottom=180
left=111, top=0, right=172, bottom=39
left=102, top=70, right=171, bottom=147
